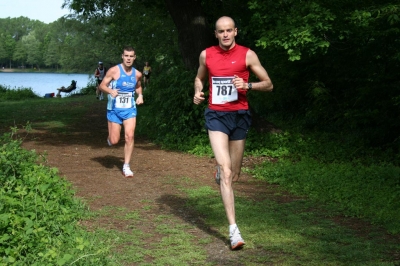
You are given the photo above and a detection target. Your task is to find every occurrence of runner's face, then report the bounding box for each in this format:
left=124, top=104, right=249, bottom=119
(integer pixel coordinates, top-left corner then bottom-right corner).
left=215, top=19, right=237, bottom=50
left=122, top=51, right=136, bottom=67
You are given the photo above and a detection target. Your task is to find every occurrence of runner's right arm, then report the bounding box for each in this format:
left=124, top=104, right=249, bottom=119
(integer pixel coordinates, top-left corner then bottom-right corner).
left=99, top=66, right=119, bottom=97
left=193, top=50, right=207, bottom=105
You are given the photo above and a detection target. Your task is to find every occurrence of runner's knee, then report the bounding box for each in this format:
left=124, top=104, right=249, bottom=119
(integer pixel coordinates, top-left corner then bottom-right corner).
left=221, top=166, right=233, bottom=183
left=109, top=136, right=119, bottom=145
left=124, top=133, right=134, bottom=143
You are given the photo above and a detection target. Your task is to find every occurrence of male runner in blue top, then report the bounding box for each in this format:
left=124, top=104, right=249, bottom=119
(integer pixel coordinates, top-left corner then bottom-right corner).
left=99, top=46, right=144, bottom=177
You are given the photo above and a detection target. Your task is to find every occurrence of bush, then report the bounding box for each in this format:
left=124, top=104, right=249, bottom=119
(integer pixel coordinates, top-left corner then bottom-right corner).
left=0, top=128, right=112, bottom=265
left=138, top=67, right=205, bottom=150
left=78, top=77, right=97, bottom=95
left=0, top=86, right=40, bottom=101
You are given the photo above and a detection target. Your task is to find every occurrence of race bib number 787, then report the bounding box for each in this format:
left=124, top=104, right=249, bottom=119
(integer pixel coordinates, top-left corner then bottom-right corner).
left=211, top=76, right=238, bottom=104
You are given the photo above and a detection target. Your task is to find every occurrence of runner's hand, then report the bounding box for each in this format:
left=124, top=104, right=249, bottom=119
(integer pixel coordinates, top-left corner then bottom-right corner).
left=193, top=92, right=205, bottom=105
left=232, top=75, right=245, bottom=89
left=109, top=89, right=119, bottom=98
left=136, top=95, right=144, bottom=105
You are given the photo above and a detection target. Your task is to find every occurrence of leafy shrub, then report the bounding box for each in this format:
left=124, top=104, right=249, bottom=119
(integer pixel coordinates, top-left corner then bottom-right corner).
left=138, top=67, right=205, bottom=150
left=0, top=129, right=112, bottom=265
left=78, top=77, right=97, bottom=96
left=0, top=85, right=40, bottom=101
left=245, top=129, right=292, bottom=158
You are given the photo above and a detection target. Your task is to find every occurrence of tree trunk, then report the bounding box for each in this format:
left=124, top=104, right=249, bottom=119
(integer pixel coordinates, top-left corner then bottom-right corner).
left=164, top=0, right=214, bottom=70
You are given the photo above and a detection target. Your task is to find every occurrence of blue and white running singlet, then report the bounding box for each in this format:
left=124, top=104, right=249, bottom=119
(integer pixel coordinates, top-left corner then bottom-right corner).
left=107, top=64, right=137, bottom=110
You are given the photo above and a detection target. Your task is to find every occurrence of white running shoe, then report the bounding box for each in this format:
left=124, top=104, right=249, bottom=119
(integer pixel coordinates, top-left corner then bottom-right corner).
left=122, top=166, right=134, bottom=178
left=230, top=227, right=245, bottom=250
left=107, top=138, right=112, bottom=146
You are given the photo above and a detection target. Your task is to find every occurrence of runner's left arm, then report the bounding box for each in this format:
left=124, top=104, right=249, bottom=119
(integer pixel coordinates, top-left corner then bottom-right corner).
left=245, top=50, right=273, bottom=92
left=136, top=72, right=144, bottom=105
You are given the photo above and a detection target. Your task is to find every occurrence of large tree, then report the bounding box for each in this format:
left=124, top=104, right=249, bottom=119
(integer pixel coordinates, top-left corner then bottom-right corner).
left=3, top=34, right=16, bottom=68
left=163, top=0, right=214, bottom=69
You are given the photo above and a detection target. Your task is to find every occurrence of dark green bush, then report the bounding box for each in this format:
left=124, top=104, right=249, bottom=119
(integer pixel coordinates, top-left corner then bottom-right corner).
left=0, top=86, right=40, bottom=101
left=138, top=67, right=206, bottom=150
left=0, top=129, right=112, bottom=265
left=78, top=77, right=97, bottom=96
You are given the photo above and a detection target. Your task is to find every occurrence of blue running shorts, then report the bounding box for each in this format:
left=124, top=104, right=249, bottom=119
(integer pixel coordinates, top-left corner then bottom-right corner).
left=107, top=108, right=137, bottom=124
left=204, top=108, right=251, bottom=140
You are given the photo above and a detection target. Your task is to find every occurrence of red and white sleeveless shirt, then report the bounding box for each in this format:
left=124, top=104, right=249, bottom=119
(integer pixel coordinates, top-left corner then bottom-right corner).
left=206, top=44, right=250, bottom=111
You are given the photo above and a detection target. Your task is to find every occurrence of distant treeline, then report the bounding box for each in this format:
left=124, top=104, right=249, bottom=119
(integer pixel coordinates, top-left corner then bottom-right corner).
left=0, top=16, right=121, bottom=72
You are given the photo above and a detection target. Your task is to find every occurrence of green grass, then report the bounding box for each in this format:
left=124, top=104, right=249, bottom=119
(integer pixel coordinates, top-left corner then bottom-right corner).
left=182, top=185, right=398, bottom=265
left=82, top=205, right=209, bottom=265
left=0, top=97, right=88, bottom=134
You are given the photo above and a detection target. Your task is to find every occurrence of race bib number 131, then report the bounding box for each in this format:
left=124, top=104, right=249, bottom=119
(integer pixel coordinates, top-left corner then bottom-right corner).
left=211, top=76, right=238, bottom=104
left=115, top=92, right=132, bottom=108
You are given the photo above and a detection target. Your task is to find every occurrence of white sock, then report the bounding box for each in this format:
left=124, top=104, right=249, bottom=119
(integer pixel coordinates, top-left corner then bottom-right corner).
left=229, top=224, right=238, bottom=235
left=123, top=163, right=130, bottom=169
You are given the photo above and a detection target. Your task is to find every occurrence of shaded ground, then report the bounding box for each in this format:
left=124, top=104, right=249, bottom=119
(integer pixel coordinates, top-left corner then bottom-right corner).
left=21, top=100, right=400, bottom=265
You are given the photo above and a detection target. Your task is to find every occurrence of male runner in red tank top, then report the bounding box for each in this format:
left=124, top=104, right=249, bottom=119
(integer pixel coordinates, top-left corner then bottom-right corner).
left=193, top=16, right=273, bottom=250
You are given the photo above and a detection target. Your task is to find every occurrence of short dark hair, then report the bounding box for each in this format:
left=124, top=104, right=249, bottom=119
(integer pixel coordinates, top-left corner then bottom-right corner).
left=124, top=46, right=134, bottom=52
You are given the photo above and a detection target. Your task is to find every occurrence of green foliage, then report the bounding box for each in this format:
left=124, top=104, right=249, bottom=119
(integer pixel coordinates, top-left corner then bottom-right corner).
left=249, top=0, right=334, bottom=61
left=0, top=16, right=122, bottom=72
left=246, top=0, right=400, bottom=151
left=186, top=135, right=213, bottom=157
left=245, top=130, right=292, bottom=158
left=0, top=85, right=40, bottom=101
left=0, top=127, right=112, bottom=265
left=64, top=0, right=178, bottom=71
left=78, top=77, right=97, bottom=95
left=138, top=66, right=206, bottom=150
left=246, top=127, right=399, bottom=165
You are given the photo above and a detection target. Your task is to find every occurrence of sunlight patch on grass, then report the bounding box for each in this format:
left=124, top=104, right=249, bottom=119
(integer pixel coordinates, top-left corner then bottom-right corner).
left=150, top=218, right=209, bottom=265
left=81, top=209, right=210, bottom=265
left=33, top=120, right=66, bottom=129
left=123, top=211, right=141, bottom=220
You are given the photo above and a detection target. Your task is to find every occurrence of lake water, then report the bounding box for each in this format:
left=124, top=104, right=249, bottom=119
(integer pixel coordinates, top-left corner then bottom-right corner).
left=0, top=72, right=92, bottom=97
